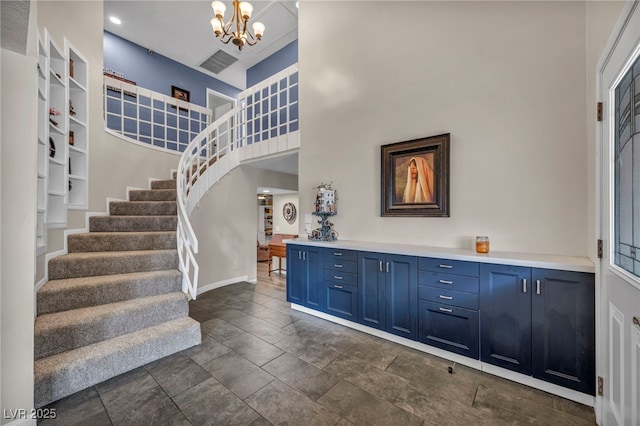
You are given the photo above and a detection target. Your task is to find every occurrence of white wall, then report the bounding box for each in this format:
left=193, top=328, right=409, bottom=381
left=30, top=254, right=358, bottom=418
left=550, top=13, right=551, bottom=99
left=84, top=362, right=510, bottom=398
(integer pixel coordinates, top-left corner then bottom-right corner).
left=298, top=1, right=616, bottom=257
left=272, top=193, right=299, bottom=236
left=190, top=166, right=297, bottom=287
left=1, top=19, right=38, bottom=426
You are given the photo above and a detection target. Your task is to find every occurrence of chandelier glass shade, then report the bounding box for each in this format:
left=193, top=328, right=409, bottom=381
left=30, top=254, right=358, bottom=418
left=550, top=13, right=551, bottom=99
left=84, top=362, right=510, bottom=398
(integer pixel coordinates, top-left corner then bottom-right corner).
left=210, top=0, right=265, bottom=50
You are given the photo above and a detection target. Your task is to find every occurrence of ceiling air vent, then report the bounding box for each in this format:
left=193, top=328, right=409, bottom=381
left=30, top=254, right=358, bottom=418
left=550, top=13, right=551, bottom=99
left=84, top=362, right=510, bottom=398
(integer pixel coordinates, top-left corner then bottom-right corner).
left=200, top=50, right=238, bottom=74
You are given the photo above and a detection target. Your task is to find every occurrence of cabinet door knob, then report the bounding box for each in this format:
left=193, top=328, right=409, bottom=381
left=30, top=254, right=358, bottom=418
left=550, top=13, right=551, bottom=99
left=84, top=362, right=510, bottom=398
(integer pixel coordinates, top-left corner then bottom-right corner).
left=536, top=279, right=541, bottom=295
left=334, top=284, right=343, bottom=289
left=333, top=275, right=343, bottom=280
left=439, top=295, right=453, bottom=300
left=439, top=264, right=453, bottom=269
left=439, top=279, right=453, bottom=285
left=439, top=307, right=453, bottom=313
left=522, top=279, right=527, bottom=293
left=334, top=264, right=343, bottom=268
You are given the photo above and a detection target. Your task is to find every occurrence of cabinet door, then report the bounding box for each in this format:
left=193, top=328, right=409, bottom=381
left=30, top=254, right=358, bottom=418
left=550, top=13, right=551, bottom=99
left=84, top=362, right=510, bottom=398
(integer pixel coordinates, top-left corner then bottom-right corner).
left=325, top=283, right=357, bottom=321
left=386, top=254, right=418, bottom=340
left=358, top=252, right=386, bottom=330
left=418, top=301, right=479, bottom=359
left=531, top=269, right=595, bottom=395
left=286, top=245, right=304, bottom=305
left=480, top=264, right=532, bottom=375
left=304, top=247, right=324, bottom=311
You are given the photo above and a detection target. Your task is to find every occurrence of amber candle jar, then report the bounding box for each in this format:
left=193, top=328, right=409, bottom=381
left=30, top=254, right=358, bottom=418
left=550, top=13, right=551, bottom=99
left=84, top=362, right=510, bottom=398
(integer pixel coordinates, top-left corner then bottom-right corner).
left=476, top=236, right=490, bottom=253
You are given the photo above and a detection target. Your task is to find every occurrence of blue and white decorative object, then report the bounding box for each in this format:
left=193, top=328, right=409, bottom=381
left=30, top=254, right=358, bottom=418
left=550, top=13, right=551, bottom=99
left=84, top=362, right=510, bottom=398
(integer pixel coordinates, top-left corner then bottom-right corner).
left=309, top=183, right=338, bottom=241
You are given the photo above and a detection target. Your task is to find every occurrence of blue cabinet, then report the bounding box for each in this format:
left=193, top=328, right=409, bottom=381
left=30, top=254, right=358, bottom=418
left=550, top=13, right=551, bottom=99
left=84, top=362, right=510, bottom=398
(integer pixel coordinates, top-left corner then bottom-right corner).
left=418, top=301, right=479, bottom=359
left=531, top=269, right=595, bottom=395
left=323, top=248, right=358, bottom=320
left=418, top=258, right=480, bottom=359
left=480, top=264, right=532, bottom=374
left=480, top=264, right=595, bottom=395
left=286, top=244, right=323, bottom=311
left=358, top=252, right=386, bottom=330
left=325, top=282, right=358, bottom=321
left=358, top=252, right=417, bottom=340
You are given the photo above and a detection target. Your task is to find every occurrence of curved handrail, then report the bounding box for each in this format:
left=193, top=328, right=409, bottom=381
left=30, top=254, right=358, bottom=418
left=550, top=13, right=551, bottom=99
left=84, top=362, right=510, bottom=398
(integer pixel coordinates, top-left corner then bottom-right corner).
left=176, top=64, right=299, bottom=300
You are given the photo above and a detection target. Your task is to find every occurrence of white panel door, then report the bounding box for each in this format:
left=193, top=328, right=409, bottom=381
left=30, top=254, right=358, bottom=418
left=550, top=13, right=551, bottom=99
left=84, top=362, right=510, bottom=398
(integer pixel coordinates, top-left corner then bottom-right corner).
left=598, top=2, right=640, bottom=425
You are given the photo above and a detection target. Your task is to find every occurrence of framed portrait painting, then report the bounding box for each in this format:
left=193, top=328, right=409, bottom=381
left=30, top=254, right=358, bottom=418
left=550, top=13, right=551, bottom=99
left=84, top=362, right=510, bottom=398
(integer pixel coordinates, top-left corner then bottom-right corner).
left=381, top=133, right=450, bottom=217
left=171, top=85, right=190, bottom=102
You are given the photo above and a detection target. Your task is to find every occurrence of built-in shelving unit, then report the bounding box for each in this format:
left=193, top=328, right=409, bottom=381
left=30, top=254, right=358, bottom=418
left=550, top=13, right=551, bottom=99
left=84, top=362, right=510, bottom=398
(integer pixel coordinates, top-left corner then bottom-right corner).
left=46, top=33, right=68, bottom=228
left=36, top=32, right=49, bottom=254
left=257, top=194, right=273, bottom=244
left=35, top=30, right=90, bottom=257
left=65, top=40, right=89, bottom=209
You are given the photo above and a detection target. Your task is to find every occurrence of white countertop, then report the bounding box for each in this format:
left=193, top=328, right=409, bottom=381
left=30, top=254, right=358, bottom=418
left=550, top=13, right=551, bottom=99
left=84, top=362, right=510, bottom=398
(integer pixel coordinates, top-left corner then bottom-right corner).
left=284, top=239, right=595, bottom=273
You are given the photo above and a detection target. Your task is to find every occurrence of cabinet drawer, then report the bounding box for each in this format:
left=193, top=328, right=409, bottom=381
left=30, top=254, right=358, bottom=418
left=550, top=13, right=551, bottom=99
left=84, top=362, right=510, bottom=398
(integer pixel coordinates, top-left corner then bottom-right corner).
left=419, top=286, right=479, bottom=310
left=418, top=301, right=479, bottom=359
left=323, top=258, right=358, bottom=274
left=418, top=271, right=479, bottom=294
left=418, top=257, right=479, bottom=277
left=324, top=270, right=357, bottom=286
left=324, top=248, right=357, bottom=262
left=325, top=282, right=357, bottom=321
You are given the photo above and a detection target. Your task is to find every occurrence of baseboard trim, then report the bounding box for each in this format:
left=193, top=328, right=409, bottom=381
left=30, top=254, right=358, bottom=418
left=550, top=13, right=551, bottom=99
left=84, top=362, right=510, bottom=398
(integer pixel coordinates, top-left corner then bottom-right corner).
left=291, top=304, right=595, bottom=408
left=197, top=276, right=249, bottom=296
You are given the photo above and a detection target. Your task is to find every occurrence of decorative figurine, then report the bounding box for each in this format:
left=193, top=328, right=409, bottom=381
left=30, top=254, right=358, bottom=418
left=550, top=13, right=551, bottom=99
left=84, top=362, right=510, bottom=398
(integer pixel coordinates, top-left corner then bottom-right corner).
left=309, top=182, right=339, bottom=241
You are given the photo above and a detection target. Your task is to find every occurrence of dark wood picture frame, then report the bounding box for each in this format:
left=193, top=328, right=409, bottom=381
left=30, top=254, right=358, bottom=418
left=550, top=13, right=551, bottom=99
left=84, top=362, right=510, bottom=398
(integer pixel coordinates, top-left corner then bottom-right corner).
left=171, top=85, right=190, bottom=102
left=381, top=133, right=450, bottom=217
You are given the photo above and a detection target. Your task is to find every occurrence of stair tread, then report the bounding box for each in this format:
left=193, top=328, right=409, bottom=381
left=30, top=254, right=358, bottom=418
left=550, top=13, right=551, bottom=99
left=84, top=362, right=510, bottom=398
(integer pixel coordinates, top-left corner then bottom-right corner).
left=35, top=317, right=201, bottom=407
left=52, top=249, right=177, bottom=260
left=39, top=270, right=181, bottom=294
left=93, top=215, right=177, bottom=219
left=35, top=292, right=187, bottom=333
left=70, top=230, right=176, bottom=237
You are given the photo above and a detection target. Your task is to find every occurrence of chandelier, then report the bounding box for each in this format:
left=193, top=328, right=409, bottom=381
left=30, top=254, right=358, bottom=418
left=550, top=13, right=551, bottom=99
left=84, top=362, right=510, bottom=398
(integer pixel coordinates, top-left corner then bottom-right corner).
left=210, top=1, right=265, bottom=51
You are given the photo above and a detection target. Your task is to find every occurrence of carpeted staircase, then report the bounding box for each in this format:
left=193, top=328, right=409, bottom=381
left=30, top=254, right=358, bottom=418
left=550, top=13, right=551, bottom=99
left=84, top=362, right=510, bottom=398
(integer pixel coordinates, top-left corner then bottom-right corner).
left=34, top=179, right=201, bottom=408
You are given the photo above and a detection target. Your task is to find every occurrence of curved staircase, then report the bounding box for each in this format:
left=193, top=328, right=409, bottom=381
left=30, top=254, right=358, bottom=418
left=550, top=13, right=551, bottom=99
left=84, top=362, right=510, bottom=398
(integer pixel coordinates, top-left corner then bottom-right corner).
left=34, top=178, right=201, bottom=408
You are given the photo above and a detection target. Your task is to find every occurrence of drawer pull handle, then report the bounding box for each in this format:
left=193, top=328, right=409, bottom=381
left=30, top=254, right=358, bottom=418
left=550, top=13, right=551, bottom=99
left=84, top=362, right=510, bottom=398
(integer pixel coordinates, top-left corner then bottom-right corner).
left=334, top=252, right=343, bottom=256
left=536, top=279, right=541, bottom=295
left=439, top=280, right=453, bottom=285
left=439, top=295, right=453, bottom=300
left=386, top=262, right=390, bottom=273
left=522, top=279, right=527, bottom=293
left=334, top=285, right=343, bottom=289
left=439, top=307, right=453, bottom=313
left=333, top=276, right=343, bottom=280
left=379, top=261, right=383, bottom=272
left=439, top=264, right=453, bottom=269
left=334, top=264, right=343, bottom=268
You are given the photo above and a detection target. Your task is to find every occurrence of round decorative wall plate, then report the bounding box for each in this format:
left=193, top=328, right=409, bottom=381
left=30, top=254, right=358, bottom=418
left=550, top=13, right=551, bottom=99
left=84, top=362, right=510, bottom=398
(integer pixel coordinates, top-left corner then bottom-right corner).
left=283, top=202, right=297, bottom=223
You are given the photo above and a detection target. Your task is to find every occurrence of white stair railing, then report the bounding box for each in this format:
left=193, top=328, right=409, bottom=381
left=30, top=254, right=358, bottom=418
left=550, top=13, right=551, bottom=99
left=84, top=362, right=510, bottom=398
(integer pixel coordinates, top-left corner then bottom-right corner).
left=103, top=75, right=212, bottom=153
left=177, top=64, right=299, bottom=299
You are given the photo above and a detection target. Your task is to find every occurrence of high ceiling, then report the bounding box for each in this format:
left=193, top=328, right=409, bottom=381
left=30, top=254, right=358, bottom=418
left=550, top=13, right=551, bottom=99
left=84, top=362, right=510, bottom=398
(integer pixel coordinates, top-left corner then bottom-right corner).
left=103, top=0, right=298, bottom=89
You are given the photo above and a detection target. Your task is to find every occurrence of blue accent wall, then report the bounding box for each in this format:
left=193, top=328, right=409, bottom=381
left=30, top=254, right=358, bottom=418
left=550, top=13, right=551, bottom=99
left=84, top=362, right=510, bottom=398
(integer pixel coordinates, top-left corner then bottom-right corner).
left=103, top=31, right=241, bottom=106
left=246, top=40, right=298, bottom=87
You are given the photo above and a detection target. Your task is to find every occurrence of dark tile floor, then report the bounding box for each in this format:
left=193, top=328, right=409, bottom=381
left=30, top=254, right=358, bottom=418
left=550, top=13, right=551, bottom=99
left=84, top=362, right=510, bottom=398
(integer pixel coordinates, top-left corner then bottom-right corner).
left=40, top=268, right=596, bottom=425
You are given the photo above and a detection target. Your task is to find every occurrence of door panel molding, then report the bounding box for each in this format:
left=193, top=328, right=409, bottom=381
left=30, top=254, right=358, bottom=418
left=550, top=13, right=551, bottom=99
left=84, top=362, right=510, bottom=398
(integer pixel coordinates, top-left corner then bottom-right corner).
left=609, top=302, right=625, bottom=425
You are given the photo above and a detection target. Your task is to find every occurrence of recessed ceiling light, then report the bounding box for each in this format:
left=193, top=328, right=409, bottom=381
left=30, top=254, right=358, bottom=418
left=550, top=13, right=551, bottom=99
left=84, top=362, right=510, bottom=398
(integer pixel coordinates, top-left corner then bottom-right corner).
left=110, top=16, right=122, bottom=25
